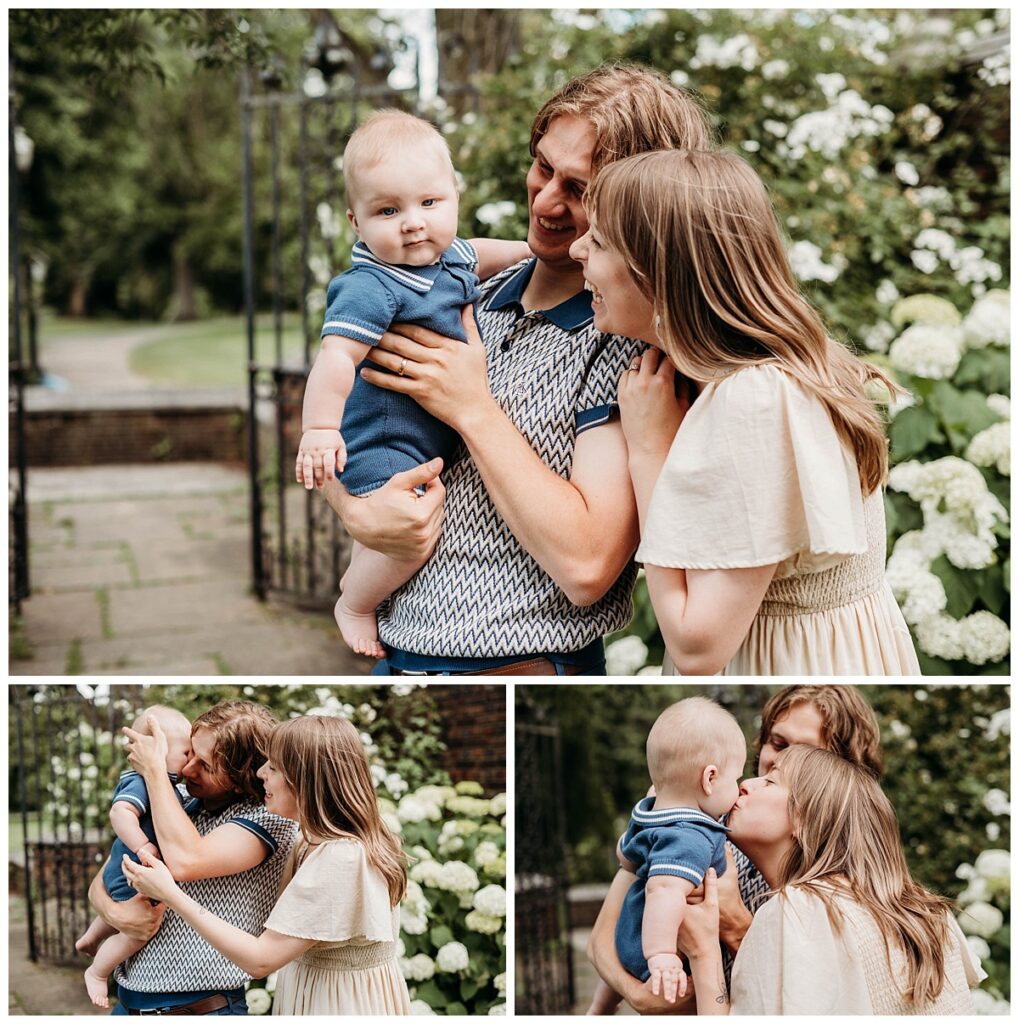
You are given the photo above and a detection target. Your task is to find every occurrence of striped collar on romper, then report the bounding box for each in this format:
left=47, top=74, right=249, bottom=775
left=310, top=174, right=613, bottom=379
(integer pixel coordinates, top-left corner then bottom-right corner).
left=630, top=796, right=731, bottom=831
left=349, top=237, right=476, bottom=293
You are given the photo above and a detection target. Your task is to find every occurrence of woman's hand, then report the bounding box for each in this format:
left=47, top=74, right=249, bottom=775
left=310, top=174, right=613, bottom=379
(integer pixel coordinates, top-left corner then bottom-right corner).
left=678, top=867, right=721, bottom=961
left=617, top=349, right=693, bottom=463
left=360, top=306, right=494, bottom=434
left=122, top=848, right=179, bottom=906
left=122, top=717, right=168, bottom=780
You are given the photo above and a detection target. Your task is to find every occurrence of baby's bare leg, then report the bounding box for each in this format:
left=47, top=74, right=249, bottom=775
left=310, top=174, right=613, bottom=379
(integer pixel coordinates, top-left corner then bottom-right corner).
left=586, top=978, right=623, bottom=1015
left=336, top=540, right=426, bottom=658
left=76, top=914, right=117, bottom=957
left=84, top=931, right=147, bottom=1009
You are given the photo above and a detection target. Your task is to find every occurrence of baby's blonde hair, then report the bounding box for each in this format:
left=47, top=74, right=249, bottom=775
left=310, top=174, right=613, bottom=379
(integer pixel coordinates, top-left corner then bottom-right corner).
left=131, top=704, right=191, bottom=742
left=647, top=697, right=746, bottom=792
left=343, top=109, right=455, bottom=207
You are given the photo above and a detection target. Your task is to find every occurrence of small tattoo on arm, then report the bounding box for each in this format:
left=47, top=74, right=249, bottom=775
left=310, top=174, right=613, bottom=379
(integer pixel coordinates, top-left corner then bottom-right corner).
left=715, top=965, right=730, bottom=1006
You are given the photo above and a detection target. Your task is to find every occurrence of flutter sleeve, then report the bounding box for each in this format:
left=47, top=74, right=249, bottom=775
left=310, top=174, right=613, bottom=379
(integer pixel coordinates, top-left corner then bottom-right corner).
left=636, top=364, right=867, bottom=578
left=730, top=887, right=872, bottom=1014
left=264, top=839, right=397, bottom=943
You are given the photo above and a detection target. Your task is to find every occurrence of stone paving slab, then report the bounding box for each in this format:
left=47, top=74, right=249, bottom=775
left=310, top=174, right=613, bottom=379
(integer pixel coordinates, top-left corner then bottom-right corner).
left=11, top=463, right=370, bottom=677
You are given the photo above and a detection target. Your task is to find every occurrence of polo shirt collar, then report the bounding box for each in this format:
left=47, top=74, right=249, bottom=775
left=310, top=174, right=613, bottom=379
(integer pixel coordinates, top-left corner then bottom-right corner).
left=351, top=240, right=450, bottom=294
left=631, top=796, right=731, bottom=832
left=486, top=259, right=594, bottom=332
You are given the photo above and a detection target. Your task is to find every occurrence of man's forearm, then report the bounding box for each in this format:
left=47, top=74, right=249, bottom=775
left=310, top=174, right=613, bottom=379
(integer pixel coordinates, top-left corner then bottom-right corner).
left=459, top=401, right=637, bottom=605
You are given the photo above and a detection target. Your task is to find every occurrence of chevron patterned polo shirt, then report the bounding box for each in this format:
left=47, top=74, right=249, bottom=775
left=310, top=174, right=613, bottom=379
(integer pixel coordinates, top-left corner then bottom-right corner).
left=378, top=258, right=644, bottom=658
left=114, top=794, right=297, bottom=995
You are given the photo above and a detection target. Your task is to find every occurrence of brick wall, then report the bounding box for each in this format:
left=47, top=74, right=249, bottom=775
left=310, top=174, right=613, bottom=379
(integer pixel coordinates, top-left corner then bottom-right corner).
left=430, top=684, right=506, bottom=794
left=14, top=406, right=247, bottom=467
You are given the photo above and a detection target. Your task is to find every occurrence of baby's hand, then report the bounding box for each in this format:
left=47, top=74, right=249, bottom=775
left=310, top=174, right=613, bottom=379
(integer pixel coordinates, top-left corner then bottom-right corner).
left=646, top=953, right=687, bottom=1004
left=297, top=429, right=346, bottom=490
left=136, top=841, right=161, bottom=861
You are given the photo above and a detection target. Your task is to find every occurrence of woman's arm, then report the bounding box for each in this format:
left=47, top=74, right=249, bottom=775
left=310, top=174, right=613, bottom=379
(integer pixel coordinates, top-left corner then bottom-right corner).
left=122, top=852, right=314, bottom=978
left=587, top=869, right=697, bottom=1015
left=361, top=309, right=639, bottom=604
left=678, top=869, right=730, bottom=1015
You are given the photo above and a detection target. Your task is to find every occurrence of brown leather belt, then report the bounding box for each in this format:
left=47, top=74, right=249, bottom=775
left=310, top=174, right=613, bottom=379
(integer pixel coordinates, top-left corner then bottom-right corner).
left=397, top=657, right=587, bottom=676
left=128, top=995, right=229, bottom=1015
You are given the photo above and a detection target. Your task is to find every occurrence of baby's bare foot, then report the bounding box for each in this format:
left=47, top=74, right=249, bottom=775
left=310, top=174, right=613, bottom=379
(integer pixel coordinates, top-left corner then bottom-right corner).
left=334, top=598, right=385, bottom=660
left=84, top=966, right=110, bottom=1009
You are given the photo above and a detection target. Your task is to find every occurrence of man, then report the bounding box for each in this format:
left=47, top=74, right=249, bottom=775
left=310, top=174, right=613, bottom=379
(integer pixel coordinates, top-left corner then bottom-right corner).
left=326, top=64, right=715, bottom=675
left=86, top=700, right=296, bottom=1015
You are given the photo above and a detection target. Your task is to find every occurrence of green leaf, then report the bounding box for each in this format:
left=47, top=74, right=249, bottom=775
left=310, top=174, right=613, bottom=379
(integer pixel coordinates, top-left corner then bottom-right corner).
left=886, top=491, right=924, bottom=537
left=430, top=924, right=455, bottom=949
left=928, top=380, right=1000, bottom=452
left=460, top=978, right=480, bottom=1001
left=446, top=1002, right=468, bottom=1016
left=916, top=651, right=955, bottom=675
left=889, top=405, right=943, bottom=459
left=977, top=566, right=1007, bottom=615
left=414, top=981, right=448, bottom=1009
left=929, top=555, right=982, bottom=618
left=955, top=348, right=1011, bottom=394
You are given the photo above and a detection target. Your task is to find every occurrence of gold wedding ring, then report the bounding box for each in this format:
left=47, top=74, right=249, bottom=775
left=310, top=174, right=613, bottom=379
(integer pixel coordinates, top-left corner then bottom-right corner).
left=398, top=357, right=408, bottom=376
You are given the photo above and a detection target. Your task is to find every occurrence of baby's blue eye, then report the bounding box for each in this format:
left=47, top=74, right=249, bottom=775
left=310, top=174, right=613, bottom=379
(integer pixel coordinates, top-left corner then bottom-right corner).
left=422, top=198, right=436, bottom=207
left=380, top=207, right=397, bottom=217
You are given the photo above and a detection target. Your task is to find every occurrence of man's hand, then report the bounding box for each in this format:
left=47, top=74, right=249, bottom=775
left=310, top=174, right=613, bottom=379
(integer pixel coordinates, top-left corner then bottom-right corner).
left=360, top=307, right=494, bottom=433
left=296, top=428, right=345, bottom=490
left=88, top=862, right=164, bottom=942
left=324, top=460, right=445, bottom=561
left=122, top=717, right=168, bottom=780
left=647, top=952, right=688, bottom=1004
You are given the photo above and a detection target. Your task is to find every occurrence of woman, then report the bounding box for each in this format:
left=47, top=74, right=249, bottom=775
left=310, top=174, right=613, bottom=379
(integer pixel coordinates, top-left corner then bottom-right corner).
left=587, top=684, right=884, bottom=1013
left=682, top=745, right=984, bottom=1014
left=124, top=716, right=411, bottom=1016
left=569, top=148, right=920, bottom=675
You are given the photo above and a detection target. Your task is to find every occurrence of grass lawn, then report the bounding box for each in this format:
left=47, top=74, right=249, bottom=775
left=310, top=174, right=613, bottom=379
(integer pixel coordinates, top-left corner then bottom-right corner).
left=9, top=811, right=41, bottom=855
left=128, top=314, right=308, bottom=387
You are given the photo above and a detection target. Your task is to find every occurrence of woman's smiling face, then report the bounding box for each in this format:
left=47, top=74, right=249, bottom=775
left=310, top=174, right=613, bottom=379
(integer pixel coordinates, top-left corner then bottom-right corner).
left=257, top=759, right=300, bottom=821
left=569, top=215, right=658, bottom=343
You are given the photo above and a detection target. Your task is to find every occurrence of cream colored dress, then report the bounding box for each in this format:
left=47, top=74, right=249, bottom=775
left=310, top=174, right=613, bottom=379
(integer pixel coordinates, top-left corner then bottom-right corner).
left=636, top=364, right=920, bottom=675
left=731, top=885, right=986, bottom=1014
left=266, top=838, right=411, bottom=1016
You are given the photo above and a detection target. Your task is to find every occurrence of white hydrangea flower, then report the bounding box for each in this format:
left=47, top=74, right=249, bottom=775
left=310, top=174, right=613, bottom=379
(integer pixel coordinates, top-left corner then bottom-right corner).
left=435, top=941, right=470, bottom=973
left=975, top=849, right=1010, bottom=881
left=410, top=999, right=436, bottom=1015
left=381, top=811, right=403, bottom=835
left=409, top=859, right=443, bottom=887
left=464, top=909, right=503, bottom=934
left=910, top=249, right=939, bottom=274
left=950, top=246, right=1003, bottom=288
left=913, top=613, right=964, bottom=661
left=402, top=953, right=436, bottom=981
left=983, top=708, right=1010, bottom=740
left=958, top=901, right=1004, bottom=939
left=966, top=422, right=1010, bottom=476
left=605, top=635, right=649, bottom=675
left=385, top=773, right=409, bottom=797
left=398, top=795, right=441, bottom=823
left=982, top=789, right=1011, bottom=816
left=959, top=611, right=1010, bottom=665
left=925, top=512, right=997, bottom=570
left=489, top=1004, right=507, bottom=1015
left=637, top=664, right=663, bottom=676
left=986, top=393, right=1010, bottom=419
left=670, top=69, right=689, bottom=88
left=474, top=841, right=501, bottom=868
left=787, top=240, right=841, bottom=283
left=437, top=860, right=480, bottom=894
left=473, top=883, right=507, bottom=917
left=401, top=908, right=428, bottom=935
left=970, top=988, right=1010, bottom=1015
left=914, top=228, right=956, bottom=259
left=861, top=321, right=896, bottom=353
left=888, top=323, right=963, bottom=378
left=244, top=989, right=271, bottom=1015
left=489, top=792, right=506, bottom=816
left=761, top=59, right=789, bottom=79
left=691, top=33, right=759, bottom=71
left=875, top=279, right=900, bottom=305
left=403, top=879, right=431, bottom=915
left=446, top=796, right=491, bottom=817
left=895, top=161, right=920, bottom=186
left=966, top=934, right=992, bottom=963
left=494, top=973, right=507, bottom=996
left=762, top=118, right=788, bottom=137
left=963, top=290, right=1010, bottom=348
left=475, top=201, right=517, bottom=227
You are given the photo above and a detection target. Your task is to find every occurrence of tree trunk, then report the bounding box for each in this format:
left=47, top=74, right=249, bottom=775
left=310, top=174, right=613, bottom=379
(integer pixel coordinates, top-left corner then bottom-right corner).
left=435, top=10, right=521, bottom=114
left=171, top=246, right=197, bottom=321
left=68, top=275, right=88, bottom=317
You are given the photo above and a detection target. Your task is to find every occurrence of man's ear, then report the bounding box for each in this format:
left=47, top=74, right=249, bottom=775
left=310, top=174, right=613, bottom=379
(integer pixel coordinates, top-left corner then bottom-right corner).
left=701, top=764, right=718, bottom=795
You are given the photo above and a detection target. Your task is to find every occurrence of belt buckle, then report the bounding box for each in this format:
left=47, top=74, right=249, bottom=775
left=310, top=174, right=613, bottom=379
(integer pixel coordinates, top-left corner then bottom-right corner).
left=138, top=1010, right=168, bottom=1016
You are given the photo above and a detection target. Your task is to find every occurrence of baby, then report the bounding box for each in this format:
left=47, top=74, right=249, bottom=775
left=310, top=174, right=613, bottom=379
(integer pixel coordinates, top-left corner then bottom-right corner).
left=295, top=109, right=530, bottom=658
left=76, top=705, right=192, bottom=1009
left=588, top=697, right=746, bottom=1013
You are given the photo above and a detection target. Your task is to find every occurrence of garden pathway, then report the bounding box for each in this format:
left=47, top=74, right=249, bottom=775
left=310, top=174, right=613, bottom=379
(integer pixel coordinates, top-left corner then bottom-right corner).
left=10, top=463, right=371, bottom=677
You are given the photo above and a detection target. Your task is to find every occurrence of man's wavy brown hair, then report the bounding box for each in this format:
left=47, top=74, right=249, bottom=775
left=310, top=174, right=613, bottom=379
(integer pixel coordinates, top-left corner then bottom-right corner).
left=192, top=700, right=279, bottom=802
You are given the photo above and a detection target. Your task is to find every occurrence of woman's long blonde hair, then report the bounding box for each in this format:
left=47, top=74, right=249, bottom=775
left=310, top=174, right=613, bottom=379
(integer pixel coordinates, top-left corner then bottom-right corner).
left=587, top=149, right=898, bottom=494
left=776, top=745, right=954, bottom=1005
left=269, top=716, right=407, bottom=907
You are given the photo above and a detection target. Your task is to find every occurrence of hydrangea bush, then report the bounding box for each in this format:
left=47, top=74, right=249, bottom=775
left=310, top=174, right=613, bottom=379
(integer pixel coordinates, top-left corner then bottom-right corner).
left=956, top=848, right=1010, bottom=1013
left=881, top=291, right=1010, bottom=674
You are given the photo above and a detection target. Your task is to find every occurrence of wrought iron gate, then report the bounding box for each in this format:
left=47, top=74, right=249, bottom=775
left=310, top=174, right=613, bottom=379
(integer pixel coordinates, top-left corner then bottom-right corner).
left=241, top=34, right=438, bottom=605
left=11, top=685, right=142, bottom=963
left=515, top=701, right=575, bottom=1014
